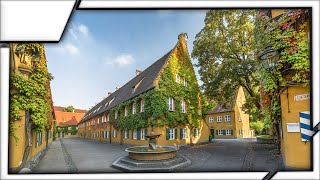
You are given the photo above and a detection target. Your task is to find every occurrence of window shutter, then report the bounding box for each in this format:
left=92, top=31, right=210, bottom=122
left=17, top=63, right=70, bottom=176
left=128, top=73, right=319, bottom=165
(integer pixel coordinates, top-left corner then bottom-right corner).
left=166, top=128, right=169, bottom=140
left=180, top=128, right=183, bottom=139
left=137, top=129, right=141, bottom=140
left=145, top=128, right=148, bottom=140
left=216, top=130, right=218, bottom=135
left=223, top=130, right=226, bottom=135
left=175, top=128, right=178, bottom=139
left=194, top=129, right=196, bottom=137
left=132, top=130, right=134, bottom=139
left=231, top=130, right=233, bottom=135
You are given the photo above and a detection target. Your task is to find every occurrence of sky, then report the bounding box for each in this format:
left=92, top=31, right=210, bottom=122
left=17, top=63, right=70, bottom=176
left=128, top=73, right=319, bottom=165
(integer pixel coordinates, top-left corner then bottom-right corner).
left=45, top=10, right=207, bottom=110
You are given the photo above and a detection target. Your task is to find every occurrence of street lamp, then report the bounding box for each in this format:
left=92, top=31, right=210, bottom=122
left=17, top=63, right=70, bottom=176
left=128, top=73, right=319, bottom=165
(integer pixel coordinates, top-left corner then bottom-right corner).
left=259, top=45, right=279, bottom=71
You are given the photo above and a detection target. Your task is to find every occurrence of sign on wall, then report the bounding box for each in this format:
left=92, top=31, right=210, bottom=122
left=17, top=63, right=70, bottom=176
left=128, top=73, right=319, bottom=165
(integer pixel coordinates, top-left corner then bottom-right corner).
left=287, top=123, right=300, bottom=133
left=294, top=93, right=310, bottom=101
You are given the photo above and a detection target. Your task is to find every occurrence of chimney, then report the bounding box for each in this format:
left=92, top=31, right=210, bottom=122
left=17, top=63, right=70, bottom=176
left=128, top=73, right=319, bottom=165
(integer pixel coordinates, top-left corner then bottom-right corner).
left=116, top=85, right=121, bottom=90
left=136, top=69, right=142, bottom=75
left=108, top=92, right=112, bottom=96
left=178, top=32, right=188, bottom=42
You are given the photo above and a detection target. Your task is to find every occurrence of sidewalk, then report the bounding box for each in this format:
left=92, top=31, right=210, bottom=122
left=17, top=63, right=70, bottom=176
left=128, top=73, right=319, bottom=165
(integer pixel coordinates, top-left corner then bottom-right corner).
left=33, top=139, right=69, bottom=173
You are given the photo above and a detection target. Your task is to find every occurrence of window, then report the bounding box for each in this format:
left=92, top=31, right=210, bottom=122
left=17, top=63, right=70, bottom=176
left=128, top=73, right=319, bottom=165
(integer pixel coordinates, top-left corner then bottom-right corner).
left=183, top=78, right=188, bottom=87
left=132, top=102, right=136, bottom=114
left=225, top=115, right=231, bottom=122
left=141, top=129, right=146, bottom=140
left=97, top=117, right=100, bottom=124
left=239, top=116, right=242, bottom=122
left=125, top=106, right=128, bottom=116
left=217, top=116, right=222, bottom=122
left=107, top=114, right=110, bottom=121
left=209, top=117, right=214, bottom=123
left=176, top=74, right=180, bottom=83
left=115, top=111, right=118, bottom=119
left=194, top=128, right=199, bottom=137
left=218, top=130, right=223, bottom=135
left=239, top=129, right=243, bottom=135
left=169, top=128, right=175, bottom=140
left=113, top=129, right=117, bottom=137
left=181, top=100, right=186, bottom=113
left=106, top=131, right=110, bottom=138
left=133, top=129, right=137, bottom=139
left=140, top=100, right=144, bottom=112
left=168, top=97, right=174, bottom=111
left=226, top=129, right=232, bottom=135
left=181, top=128, right=187, bottom=139
left=35, top=131, right=42, bottom=147
left=124, top=130, right=128, bottom=138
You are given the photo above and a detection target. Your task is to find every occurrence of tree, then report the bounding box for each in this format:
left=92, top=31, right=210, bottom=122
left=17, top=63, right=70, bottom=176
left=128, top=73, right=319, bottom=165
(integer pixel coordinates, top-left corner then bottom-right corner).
left=192, top=10, right=261, bottom=116
left=250, top=121, right=265, bottom=135
left=64, top=106, right=75, bottom=112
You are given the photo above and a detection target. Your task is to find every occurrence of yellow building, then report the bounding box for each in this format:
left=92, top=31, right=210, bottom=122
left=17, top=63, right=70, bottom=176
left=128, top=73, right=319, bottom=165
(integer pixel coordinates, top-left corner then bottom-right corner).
left=260, top=9, right=311, bottom=169
left=9, top=44, right=54, bottom=173
left=78, top=33, right=210, bottom=146
left=206, top=86, right=250, bottom=139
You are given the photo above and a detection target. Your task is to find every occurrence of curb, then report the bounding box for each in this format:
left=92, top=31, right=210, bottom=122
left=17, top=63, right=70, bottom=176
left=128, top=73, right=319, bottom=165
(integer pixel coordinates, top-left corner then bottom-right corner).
left=59, top=138, right=78, bottom=173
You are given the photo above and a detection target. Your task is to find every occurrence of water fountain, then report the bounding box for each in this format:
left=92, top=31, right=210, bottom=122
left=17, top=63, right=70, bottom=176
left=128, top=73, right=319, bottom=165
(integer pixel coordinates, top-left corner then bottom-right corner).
left=112, top=125, right=191, bottom=172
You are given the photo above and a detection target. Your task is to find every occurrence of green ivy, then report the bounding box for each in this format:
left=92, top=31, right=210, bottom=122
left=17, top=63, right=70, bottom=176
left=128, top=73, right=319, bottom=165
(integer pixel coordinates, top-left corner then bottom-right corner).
left=10, top=44, right=54, bottom=140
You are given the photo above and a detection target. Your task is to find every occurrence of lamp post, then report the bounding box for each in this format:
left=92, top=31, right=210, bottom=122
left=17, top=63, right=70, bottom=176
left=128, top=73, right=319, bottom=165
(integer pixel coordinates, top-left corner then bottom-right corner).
left=259, top=45, right=279, bottom=71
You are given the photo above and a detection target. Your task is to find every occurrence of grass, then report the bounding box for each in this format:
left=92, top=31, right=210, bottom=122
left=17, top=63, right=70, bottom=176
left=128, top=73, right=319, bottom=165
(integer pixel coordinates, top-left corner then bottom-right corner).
left=256, top=135, right=273, bottom=139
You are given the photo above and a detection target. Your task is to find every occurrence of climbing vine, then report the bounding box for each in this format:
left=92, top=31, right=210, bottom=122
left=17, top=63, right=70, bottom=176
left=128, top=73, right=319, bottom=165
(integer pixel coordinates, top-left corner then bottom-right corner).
left=255, top=9, right=310, bottom=142
left=10, top=44, right=54, bottom=140
left=109, top=39, right=202, bottom=131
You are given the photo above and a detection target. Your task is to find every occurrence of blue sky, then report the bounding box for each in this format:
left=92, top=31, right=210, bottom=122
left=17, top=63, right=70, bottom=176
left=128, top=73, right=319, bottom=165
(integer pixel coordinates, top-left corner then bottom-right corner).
left=45, top=10, right=207, bottom=110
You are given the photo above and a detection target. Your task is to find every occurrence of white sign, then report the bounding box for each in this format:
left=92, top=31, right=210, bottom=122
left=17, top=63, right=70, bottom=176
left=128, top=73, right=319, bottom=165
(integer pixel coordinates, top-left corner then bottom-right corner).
left=294, top=93, right=310, bottom=101
left=287, top=123, right=300, bottom=133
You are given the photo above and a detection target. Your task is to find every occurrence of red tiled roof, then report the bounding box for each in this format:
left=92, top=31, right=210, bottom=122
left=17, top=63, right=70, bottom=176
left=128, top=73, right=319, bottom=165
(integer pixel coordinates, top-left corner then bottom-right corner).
left=54, top=106, right=88, bottom=113
left=54, top=107, right=87, bottom=126
left=58, top=116, right=79, bottom=126
left=207, top=104, right=233, bottom=114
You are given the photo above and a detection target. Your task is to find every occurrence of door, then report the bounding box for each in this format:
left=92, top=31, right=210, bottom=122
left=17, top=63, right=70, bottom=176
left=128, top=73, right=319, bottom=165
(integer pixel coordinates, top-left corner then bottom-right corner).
left=62, top=132, right=65, bottom=138
left=210, top=129, right=215, bottom=138
left=58, top=132, right=60, bottom=138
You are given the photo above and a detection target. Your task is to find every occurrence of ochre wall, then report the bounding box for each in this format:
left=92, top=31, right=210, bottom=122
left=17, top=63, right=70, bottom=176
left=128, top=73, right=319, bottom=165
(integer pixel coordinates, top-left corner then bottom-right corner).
left=234, top=86, right=251, bottom=138
left=280, top=85, right=311, bottom=169
left=206, top=112, right=236, bottom=138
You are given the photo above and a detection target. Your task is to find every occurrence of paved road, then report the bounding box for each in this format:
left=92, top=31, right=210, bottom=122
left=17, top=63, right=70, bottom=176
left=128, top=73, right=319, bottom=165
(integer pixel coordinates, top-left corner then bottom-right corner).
left=34, top=137, right=283, bottom=173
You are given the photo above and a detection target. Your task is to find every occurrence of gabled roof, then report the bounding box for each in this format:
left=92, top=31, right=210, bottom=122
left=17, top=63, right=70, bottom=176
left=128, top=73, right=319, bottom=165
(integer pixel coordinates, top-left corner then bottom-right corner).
left=207, top=87, right=240, bottom=114
left=79, top=49, right=173, bottom=124
left=55, top=110, right=86, bottom=125
left=54, top=106, right=88, bottom=113
left=58, top=116, right=78, bottom=126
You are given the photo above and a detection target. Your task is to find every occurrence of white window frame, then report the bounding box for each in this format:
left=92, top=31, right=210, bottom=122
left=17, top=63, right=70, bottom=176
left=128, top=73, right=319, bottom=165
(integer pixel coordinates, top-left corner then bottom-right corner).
left=168, top=97, right=174, bottom=111
left=195, top=128, right=199, bottom=137
left=124, top=130, right=128, bottom=138
left=239, top=116, right=242, bottom=122
left=182, top=128, right=187, bottom=139
left=141, top=129, right=145, bottom=140
left=125, top=106, right=128, bottom=116
left=97, top=117, right=100, bottom=124
left=106, top=131, right=110, bottom=138
left=115, top=111, right=118, bottom=119
left=113, top=129, right=117, bottom=137
left=209, top=117, right=214, bottom=123
left=183, top=78, right=188, bottom=87
left=181, top=100, right=186, bottom=113
left=239, top=129, right=243, bottom=135
left=107, top=114, right=110, bottom=122
left=225, top=115, right=231, bottom=122
left=176, top=74, right=180, bottom=83
left=169, top=128, right=175, bottom=140
left=226, top=129, right=232, bottom=135
left=140, top=100, right=144, bottom=112
left=218, top=130, right=223, bottom=135
left=133, top=129, right=137, bottom=139
left=132, top=102, right=136, bottom=114
left=217, top=116, right=222, bottom=122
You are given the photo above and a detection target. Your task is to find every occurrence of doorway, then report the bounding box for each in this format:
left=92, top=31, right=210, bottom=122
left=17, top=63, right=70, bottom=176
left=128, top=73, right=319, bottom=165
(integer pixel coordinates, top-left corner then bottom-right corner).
left=210, top=129, right=215, bottom=138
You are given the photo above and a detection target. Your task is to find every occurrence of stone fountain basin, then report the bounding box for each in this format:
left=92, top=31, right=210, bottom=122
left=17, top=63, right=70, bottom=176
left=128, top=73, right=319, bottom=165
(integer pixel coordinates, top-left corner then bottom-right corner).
left=125, top=146, right=177, bottom=161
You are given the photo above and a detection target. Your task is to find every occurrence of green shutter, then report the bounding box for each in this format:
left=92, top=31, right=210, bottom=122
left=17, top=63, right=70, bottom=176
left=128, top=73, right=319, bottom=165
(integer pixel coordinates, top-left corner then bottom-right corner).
left=175, top=128, right=178, bottom=139
left=137, top=129, right=141, bottom=140
left=231, top=130, right=233, bottom=135
left=223, top=130, right=226, bottom=135
left=166, top=128, right=169, bottom=140
left=145, top=129, right=148, bottom=140
left=132, top=130, right=134, bottom=139
left=216, top=130, right=218, bottom=135
left=194, top=129, right=196, bottom=137
left=180, top=128, right=183, bottom=139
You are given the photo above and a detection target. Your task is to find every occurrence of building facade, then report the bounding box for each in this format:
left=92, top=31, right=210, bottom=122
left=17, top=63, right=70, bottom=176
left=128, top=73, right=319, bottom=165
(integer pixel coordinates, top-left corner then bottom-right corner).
left=206, top=86, right=251, bottom=139
left=9, top=44, right=54, bottom=173
left=54, top=106, right=87, bottom=138
left=78, top=33, right=210, bottom=146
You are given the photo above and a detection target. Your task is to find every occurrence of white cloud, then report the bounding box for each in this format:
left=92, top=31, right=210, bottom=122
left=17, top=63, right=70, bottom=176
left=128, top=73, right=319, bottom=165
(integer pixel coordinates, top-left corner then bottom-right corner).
left=69, top=23, right=89, bottom=40
left=78, top=24, right=89, bottom=37
left=65, top=43, right=79, bottom=55
left=106, top=54, right=134, bottom=66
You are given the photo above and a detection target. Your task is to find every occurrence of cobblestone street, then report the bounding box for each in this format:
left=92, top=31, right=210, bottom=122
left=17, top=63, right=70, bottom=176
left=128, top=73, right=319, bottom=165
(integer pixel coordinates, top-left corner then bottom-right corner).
left=33, top=137, right=283, bottom=173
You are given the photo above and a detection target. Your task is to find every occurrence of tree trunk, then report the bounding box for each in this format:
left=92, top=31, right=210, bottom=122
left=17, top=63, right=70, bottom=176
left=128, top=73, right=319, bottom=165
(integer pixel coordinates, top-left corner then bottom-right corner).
left=20, top=110, right=32, bottom=169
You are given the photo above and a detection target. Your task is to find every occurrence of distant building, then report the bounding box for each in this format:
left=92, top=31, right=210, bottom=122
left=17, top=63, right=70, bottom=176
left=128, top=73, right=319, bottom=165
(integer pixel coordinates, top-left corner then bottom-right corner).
left=206, top=86, right=251, bottom=139
left=54, top=106, right=87, bottom=138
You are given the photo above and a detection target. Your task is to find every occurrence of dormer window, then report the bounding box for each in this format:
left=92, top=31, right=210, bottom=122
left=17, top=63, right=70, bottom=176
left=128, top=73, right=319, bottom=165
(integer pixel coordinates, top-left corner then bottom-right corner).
left=176, top=74, right=180, bottom=83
